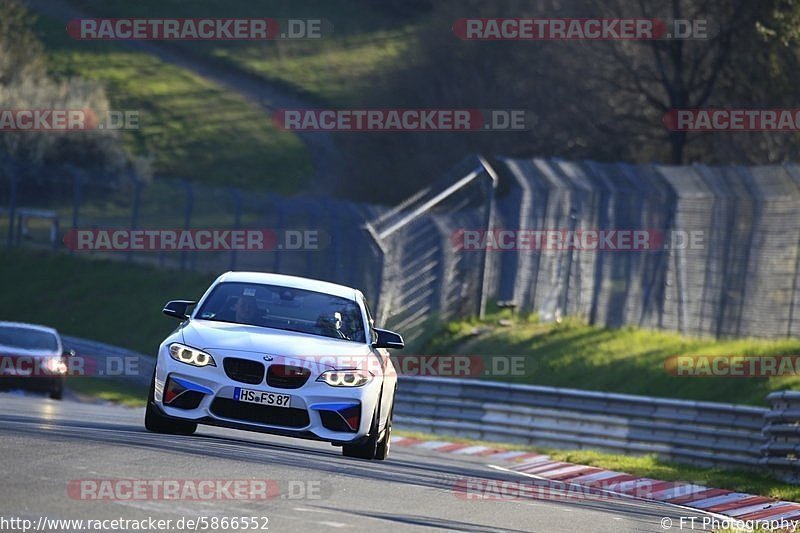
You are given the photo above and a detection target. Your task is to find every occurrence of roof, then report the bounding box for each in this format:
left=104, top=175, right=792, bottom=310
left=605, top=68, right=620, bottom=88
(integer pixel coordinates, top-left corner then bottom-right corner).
left=214, top=272, right=360, bottom=301
left=0, top=321, right=60, bottom=336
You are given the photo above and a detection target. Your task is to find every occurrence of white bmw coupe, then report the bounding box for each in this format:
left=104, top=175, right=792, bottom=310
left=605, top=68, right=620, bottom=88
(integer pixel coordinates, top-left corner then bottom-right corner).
left=145, top=271, right=403, bottom=460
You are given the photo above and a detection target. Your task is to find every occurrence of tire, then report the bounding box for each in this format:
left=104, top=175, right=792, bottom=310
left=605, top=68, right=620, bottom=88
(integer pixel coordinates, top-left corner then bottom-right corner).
left=342, top=399, right=393, bottom=460
left=374, top=405, right=393, bottom=461
left=144, top=371, right=197, bottom=436
left=49, top=378, right=64, bottom=401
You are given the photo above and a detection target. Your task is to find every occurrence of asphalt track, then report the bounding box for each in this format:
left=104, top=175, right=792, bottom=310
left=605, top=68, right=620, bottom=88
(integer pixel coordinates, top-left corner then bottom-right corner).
left=0, top=392, right=717, bottom=532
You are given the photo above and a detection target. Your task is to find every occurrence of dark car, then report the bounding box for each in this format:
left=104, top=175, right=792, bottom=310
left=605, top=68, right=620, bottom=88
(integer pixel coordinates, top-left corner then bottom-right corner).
left=0, top=322, right=72, bottom=400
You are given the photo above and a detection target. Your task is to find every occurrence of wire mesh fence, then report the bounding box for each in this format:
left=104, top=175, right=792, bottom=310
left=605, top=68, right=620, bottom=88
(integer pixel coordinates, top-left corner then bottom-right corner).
left=2, top=155, right=799, bottom=344
left=493, top=158, right=800, bottom=339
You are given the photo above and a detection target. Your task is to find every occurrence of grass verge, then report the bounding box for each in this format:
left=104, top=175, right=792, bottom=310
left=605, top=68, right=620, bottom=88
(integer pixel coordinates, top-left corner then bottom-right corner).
left=63, top=0, right=421, bottom=105
left=34, top=14, right=312, bottom=192
left=422, top=309, right=800, bottom=406
left=395, top=430, right=800, bottom=503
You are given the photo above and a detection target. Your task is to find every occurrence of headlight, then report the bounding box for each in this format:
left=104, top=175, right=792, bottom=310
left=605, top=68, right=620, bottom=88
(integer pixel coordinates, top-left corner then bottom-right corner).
left=316, top=369, right=372, bottom=387
left=46, top=356, right=67, bottom=374
left=169, top=343, right=216, bottom=367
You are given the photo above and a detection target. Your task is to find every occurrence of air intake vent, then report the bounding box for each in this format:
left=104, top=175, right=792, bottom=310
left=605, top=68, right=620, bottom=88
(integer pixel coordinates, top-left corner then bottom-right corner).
left=223, top=357, right=265, bottom=385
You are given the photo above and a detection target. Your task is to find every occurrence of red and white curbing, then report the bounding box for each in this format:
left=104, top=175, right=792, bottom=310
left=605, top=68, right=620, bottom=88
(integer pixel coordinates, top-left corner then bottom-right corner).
left=391, top=435, right=800, bottom=522
left=511, top=456, right=800, bottom=523
left=391, top=435, right=547, bottom=463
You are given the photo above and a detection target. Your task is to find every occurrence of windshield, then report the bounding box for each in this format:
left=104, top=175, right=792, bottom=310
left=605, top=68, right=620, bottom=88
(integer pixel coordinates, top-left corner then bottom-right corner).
left=0, top=326, right=59, bottom=352
left=196, top=282, right=366, bottom=343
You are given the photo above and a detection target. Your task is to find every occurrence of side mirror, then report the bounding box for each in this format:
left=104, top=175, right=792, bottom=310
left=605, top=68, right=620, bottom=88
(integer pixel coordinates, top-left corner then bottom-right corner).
left=163, top=300, right=196, bottom=320
left=62, top=349, right=76, bottom=358
left=373, top=328, right=404, bottom=350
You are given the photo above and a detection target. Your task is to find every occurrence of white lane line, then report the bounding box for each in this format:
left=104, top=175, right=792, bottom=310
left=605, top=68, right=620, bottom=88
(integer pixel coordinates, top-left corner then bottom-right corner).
left=535, top=465, right=594, bottom=479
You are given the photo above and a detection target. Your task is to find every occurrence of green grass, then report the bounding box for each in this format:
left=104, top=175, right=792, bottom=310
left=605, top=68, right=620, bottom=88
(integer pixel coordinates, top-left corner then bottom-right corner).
left=395, top=430, right=800, bottom=503
left=0, top=248, right=214, bottom=355
left=33, top=14, right=312, bottom=192
left=211, top=27, right=415, bottom=105
left=422, top=310, right=800, bottom=406
left=62, top=0, right=421, bottom=105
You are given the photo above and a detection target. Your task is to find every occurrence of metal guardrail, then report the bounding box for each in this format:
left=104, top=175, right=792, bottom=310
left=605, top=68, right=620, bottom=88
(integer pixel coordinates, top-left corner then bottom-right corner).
left=61, top=335, right=154, bottom=386
left=395, top=376, right=773, bottom=471
left=763, top=391, right=800, bottom=483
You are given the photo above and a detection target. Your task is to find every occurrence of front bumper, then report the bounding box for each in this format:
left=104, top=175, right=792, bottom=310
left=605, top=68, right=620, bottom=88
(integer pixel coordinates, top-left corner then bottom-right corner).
left=153, top=346, right=381, bottom=444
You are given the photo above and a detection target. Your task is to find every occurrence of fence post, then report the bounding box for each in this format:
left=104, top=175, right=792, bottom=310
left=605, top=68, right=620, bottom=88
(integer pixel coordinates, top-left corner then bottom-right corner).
left=477, top=156, right=499, bottom=320
left=179, top=180, right=193, bottom=271
left=228, top=187, right=242, bottom=270
left=561, top=208, right=579, bottom=317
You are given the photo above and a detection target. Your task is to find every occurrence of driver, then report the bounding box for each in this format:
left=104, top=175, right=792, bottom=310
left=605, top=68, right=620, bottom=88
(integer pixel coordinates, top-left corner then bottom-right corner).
left=234, top=295, right=259, bottom=324
left=317, top=311, right=348, bottom=340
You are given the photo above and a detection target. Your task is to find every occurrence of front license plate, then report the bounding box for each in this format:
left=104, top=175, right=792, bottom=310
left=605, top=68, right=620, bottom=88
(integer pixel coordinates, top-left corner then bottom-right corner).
left=234, top=387, right=292, bottom=408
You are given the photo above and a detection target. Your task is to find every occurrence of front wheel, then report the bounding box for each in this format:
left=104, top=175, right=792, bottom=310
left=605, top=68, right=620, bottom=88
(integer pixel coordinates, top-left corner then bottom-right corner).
left=342, top=403, right=392, bottom=460
left=374, top=409, right=392, bottom=461
left=49, top=378, right=64, bottom=400
left=144, top=371, right=197, bottom=435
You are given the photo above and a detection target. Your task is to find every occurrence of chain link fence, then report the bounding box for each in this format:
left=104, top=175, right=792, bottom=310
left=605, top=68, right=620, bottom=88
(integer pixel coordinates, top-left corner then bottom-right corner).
left=2, top=156, right=799, bottom=344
